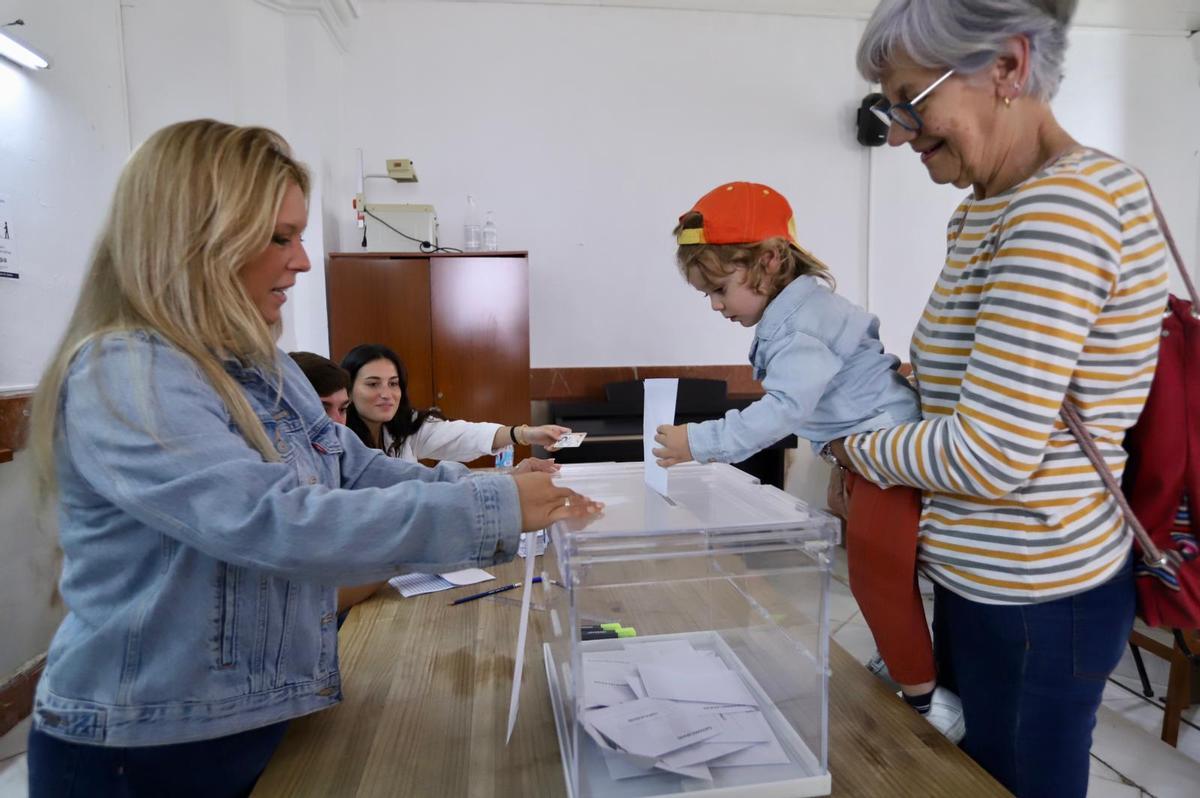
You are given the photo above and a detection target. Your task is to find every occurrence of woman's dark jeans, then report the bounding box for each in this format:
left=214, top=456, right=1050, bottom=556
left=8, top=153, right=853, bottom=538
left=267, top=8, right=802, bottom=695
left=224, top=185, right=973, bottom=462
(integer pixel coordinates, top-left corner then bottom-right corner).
left=932, top=556, right=1135, bottom=798
left=28, top=719, right=289, bottom=798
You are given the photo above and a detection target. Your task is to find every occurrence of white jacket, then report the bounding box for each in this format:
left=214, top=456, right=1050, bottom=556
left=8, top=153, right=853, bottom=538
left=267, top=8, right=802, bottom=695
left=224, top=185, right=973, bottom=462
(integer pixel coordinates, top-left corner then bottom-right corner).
left=383, top=417, right=503, bottom=463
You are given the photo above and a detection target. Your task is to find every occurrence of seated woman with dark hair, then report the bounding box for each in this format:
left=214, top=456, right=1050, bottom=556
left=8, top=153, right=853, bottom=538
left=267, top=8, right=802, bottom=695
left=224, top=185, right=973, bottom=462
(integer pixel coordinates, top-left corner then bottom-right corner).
left=289, top=351, right=351, bottom=424
left=288, top=351, right=387, bottom=614
left=340, top=343, right=569, bottom=462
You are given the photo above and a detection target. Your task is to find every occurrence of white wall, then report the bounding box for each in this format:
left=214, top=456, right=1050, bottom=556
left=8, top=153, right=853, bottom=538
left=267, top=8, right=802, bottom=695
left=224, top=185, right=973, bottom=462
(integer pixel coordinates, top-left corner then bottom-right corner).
left=0, top=0, right=130, bottom=392
left=120, top=0, right=346, bottom=354
left=334, top=0, right=871, bottom=367
left=0, top=0, right=131, bottom=676
left=864, top=29, right=1200, bottom=359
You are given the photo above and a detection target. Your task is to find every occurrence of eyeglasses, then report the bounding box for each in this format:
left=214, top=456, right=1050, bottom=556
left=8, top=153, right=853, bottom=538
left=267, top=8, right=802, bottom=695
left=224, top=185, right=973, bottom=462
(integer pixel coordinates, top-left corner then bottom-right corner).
left=870, top=69, right=956, bottom=134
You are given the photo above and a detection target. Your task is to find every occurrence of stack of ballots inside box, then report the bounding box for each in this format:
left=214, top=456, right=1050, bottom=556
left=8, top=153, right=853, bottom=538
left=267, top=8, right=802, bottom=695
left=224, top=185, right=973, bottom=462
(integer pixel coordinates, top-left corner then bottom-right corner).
left=579, top=638, right=791, bottom=783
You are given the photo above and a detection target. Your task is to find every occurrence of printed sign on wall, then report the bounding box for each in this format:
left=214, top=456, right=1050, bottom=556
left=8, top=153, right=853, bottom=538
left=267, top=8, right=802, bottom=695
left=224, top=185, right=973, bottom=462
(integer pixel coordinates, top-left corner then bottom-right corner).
left=0, top=194, right=17, bottom=279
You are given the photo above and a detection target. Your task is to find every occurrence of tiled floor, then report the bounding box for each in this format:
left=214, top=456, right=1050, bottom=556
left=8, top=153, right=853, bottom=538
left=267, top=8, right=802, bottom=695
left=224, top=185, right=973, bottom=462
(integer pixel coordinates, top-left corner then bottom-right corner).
left=826, top=554, right=1200, bottom=797
left=0, top=718, right=29, bottom=798
left=3, top=557, right=1198, bottom=797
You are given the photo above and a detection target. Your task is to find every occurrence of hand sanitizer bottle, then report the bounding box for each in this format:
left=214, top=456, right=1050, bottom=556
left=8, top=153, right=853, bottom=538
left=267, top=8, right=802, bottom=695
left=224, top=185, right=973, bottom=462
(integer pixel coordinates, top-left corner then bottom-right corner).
left=495, top=445, right=514, bottom=468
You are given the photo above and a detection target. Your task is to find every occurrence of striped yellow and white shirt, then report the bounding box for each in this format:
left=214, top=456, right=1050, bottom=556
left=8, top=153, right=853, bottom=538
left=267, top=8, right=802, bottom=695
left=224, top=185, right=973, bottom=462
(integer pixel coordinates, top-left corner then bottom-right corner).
left=845, top=149, right=1169, bottom=604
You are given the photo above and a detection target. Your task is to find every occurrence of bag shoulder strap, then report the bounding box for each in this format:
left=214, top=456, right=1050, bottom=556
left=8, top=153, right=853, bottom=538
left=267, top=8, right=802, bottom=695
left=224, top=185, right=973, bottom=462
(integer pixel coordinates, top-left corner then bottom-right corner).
left=1061, top=148, right=1184, bottom=574
left=1059, top=403, right=1171, bottom=571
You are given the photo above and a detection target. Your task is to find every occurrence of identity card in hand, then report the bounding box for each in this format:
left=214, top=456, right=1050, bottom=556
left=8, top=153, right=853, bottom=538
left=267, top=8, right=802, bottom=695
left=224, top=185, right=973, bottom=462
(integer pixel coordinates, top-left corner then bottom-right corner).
left=548, top=432, right=587, bottom=451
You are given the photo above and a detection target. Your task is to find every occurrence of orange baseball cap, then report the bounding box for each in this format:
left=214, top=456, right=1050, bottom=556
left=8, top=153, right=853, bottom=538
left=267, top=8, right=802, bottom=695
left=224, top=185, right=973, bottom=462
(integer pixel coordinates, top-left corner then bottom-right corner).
left=676, top=182, right=800, bottom=247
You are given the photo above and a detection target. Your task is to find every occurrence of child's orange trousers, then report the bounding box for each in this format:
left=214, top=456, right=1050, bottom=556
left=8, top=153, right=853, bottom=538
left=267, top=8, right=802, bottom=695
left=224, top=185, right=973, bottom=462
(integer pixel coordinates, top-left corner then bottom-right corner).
left=843, top=471, right=936, bottom=686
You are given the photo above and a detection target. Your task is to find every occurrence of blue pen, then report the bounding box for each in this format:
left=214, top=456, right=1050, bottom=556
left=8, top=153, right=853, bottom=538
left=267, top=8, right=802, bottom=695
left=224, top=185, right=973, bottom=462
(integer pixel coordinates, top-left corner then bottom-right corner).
left=449, top=576, right=545, bottom=606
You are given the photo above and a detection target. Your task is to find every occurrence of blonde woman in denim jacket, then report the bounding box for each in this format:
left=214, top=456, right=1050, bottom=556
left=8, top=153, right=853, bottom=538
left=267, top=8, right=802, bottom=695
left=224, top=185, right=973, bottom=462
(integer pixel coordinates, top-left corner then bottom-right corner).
left=25, top=120, right=600, bottom=798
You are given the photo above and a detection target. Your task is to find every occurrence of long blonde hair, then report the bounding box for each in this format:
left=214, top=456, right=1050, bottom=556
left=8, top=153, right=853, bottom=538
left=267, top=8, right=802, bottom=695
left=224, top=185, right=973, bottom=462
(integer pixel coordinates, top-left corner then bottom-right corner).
left=29, top=119, right=311, bottom=498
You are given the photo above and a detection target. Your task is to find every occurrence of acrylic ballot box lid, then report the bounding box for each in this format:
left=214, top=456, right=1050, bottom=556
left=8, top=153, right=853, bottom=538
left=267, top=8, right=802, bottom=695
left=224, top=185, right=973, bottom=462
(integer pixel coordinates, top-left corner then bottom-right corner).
left=548, top=461, right=840, bottom=546
left=542, top=462, right=837, bottom=798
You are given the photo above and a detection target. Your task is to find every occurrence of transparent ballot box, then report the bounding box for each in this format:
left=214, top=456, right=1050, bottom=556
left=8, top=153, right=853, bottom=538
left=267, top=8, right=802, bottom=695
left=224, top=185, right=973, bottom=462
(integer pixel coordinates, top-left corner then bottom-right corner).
left=541, top=462, right=838, bottom=797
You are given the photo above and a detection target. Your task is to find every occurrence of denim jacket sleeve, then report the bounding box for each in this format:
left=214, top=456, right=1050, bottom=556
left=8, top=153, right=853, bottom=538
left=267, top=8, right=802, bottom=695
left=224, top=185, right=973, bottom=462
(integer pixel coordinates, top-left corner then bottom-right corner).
left=687, top=330, right=843, bottom=464
left=60, top=336, right=521, bottom=584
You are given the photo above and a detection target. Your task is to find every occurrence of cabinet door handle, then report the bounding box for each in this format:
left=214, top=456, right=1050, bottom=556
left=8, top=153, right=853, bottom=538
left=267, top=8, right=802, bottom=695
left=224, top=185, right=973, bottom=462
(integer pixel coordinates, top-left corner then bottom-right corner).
left=437, top=392, right=444, bottom=400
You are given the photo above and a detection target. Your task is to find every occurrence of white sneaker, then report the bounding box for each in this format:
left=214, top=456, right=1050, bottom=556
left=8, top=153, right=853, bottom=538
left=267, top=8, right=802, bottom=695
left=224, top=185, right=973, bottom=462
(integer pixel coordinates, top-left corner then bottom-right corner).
left=920, top=686, right=966, bottom=744
left=865, top=651, right=899, bottom=690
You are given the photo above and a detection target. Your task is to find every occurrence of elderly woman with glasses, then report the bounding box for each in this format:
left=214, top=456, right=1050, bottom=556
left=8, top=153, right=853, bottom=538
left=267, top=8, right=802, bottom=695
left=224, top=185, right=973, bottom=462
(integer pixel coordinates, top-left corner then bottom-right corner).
left=827, top=2, right=1170, bottom=796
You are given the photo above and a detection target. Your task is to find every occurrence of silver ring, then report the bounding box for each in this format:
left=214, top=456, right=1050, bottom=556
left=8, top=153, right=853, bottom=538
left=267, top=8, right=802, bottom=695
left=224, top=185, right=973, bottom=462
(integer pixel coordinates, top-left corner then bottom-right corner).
left=563, top=497, right=572, bottom=508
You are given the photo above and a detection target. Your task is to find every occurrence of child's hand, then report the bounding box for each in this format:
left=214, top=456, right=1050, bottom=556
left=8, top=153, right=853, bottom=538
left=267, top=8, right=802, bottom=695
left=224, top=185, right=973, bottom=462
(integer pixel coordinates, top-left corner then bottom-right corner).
left=652, top=424, right=693, bottom=467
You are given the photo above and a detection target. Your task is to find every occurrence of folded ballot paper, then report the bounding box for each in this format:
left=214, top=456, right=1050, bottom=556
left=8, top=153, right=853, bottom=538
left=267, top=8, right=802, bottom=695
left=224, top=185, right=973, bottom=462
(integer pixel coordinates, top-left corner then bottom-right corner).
left=579, top=639, right=791, bottom=782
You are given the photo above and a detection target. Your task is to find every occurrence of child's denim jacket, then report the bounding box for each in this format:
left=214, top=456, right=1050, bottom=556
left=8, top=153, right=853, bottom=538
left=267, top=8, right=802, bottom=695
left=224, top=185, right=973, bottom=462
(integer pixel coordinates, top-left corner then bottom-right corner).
left=33, top=331, right=521, bottom=746
left=688, top=276, right=921, bottom=464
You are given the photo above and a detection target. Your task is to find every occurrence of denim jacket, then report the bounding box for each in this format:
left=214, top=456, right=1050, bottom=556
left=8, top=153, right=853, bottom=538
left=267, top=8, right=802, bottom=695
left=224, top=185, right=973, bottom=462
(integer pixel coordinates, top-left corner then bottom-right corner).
left=688, top=276, right=921, bottom=464
left=33, top=331, right=522, bottom=747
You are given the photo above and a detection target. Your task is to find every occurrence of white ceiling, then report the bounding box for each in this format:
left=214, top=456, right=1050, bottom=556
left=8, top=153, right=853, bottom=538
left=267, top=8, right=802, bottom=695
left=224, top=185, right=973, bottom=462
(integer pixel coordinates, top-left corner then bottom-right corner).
left=380, top=0, right=1200, bottom=33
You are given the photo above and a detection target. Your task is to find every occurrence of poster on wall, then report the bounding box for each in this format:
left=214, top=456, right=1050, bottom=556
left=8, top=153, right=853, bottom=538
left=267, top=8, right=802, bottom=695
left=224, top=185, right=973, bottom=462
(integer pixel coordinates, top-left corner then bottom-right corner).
left=0, top=194, right=17, bottom=280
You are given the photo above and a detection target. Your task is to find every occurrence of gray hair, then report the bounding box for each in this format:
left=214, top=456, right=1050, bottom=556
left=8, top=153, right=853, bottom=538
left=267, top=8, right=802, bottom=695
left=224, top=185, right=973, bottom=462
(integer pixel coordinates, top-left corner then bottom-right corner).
left=857, top=0, right=1078, bottom=101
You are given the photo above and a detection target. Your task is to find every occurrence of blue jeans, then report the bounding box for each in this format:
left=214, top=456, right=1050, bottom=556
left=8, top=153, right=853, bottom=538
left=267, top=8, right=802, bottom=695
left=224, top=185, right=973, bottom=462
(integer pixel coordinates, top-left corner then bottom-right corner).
left=27, top=720, right=288, bottom=798
left=933, top=557, right=1135, bottom=798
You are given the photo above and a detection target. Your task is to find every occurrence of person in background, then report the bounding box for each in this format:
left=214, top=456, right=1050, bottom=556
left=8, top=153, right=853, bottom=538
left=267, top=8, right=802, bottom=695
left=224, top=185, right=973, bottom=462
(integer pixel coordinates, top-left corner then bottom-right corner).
left=287, top=351, right=387, bottom=614
left=289, top=351, right=351, bottom=424
left=25, top=119, right=600, bottom=798
left=651, top=181, right=962, bottom=741
left=341, top=342, right=569, bottom=463
left=290, top=350, right=557, bottom=614
left=827, top=1, right=1168, bottom=795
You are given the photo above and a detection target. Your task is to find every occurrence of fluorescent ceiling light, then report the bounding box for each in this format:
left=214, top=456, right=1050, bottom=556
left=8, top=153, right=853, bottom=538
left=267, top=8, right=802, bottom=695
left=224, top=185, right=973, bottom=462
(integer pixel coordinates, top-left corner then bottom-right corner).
left=0, top=29, right=50, bottom=70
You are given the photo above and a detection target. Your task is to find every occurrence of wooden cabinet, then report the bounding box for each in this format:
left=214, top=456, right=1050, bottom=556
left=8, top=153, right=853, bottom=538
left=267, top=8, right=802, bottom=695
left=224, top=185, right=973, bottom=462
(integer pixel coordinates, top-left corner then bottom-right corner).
left=326, top=252, right=530, bottom=464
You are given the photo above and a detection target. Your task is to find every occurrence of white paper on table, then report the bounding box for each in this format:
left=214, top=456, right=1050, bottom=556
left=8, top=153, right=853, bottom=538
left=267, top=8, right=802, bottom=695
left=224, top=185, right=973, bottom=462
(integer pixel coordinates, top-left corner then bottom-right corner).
left=505, top=545, right=537, bottom=743
left=387, top=568, right=494, bottom=598
left=638, top=662, right=756, bottom=706
left=584, top=698, right=721, bottom=759
left=626, top=672, right=648, bottom=699
left=642, top=378, right=678, bottom=496
left=441, top=568, right=495, bottom=586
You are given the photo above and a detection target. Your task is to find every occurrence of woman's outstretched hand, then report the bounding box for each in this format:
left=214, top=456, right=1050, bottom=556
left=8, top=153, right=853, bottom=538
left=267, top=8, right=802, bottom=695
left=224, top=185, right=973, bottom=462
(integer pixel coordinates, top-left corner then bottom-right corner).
left=513, top=472, right=603, bottom=531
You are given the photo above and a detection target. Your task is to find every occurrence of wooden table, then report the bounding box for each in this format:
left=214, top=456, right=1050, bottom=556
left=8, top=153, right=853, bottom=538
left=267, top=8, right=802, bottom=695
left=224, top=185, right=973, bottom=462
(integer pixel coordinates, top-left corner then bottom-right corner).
left=253, top=560, right=1010, bottom=797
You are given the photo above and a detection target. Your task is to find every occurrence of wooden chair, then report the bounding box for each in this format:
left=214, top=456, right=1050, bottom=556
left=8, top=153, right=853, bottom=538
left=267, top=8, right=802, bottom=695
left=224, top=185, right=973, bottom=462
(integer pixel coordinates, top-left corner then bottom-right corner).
left=1127, top=625, right=1200, bottom=747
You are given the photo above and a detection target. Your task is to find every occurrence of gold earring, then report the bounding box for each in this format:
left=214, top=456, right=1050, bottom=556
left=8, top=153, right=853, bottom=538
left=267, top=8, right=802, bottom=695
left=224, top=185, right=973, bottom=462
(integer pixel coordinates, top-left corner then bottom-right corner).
left=1004, top=96, right=1011, bottom=108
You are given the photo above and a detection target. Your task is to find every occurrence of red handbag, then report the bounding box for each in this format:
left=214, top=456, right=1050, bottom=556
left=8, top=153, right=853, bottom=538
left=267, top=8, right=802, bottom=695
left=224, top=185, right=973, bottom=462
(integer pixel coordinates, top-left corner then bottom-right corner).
left=1064, top=182, right=1200, bottom=629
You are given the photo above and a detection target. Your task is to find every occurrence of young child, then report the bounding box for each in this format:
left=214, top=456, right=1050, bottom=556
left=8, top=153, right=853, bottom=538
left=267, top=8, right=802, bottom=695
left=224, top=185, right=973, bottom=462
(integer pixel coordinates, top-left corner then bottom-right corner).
left=652, top=181, right=964, bottom=742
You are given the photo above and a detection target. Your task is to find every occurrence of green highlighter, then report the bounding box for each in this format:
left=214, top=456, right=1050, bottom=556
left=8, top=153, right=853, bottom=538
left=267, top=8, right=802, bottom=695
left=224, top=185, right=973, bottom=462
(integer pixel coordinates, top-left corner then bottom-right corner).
left=581, top=625, right=637, bottom=641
